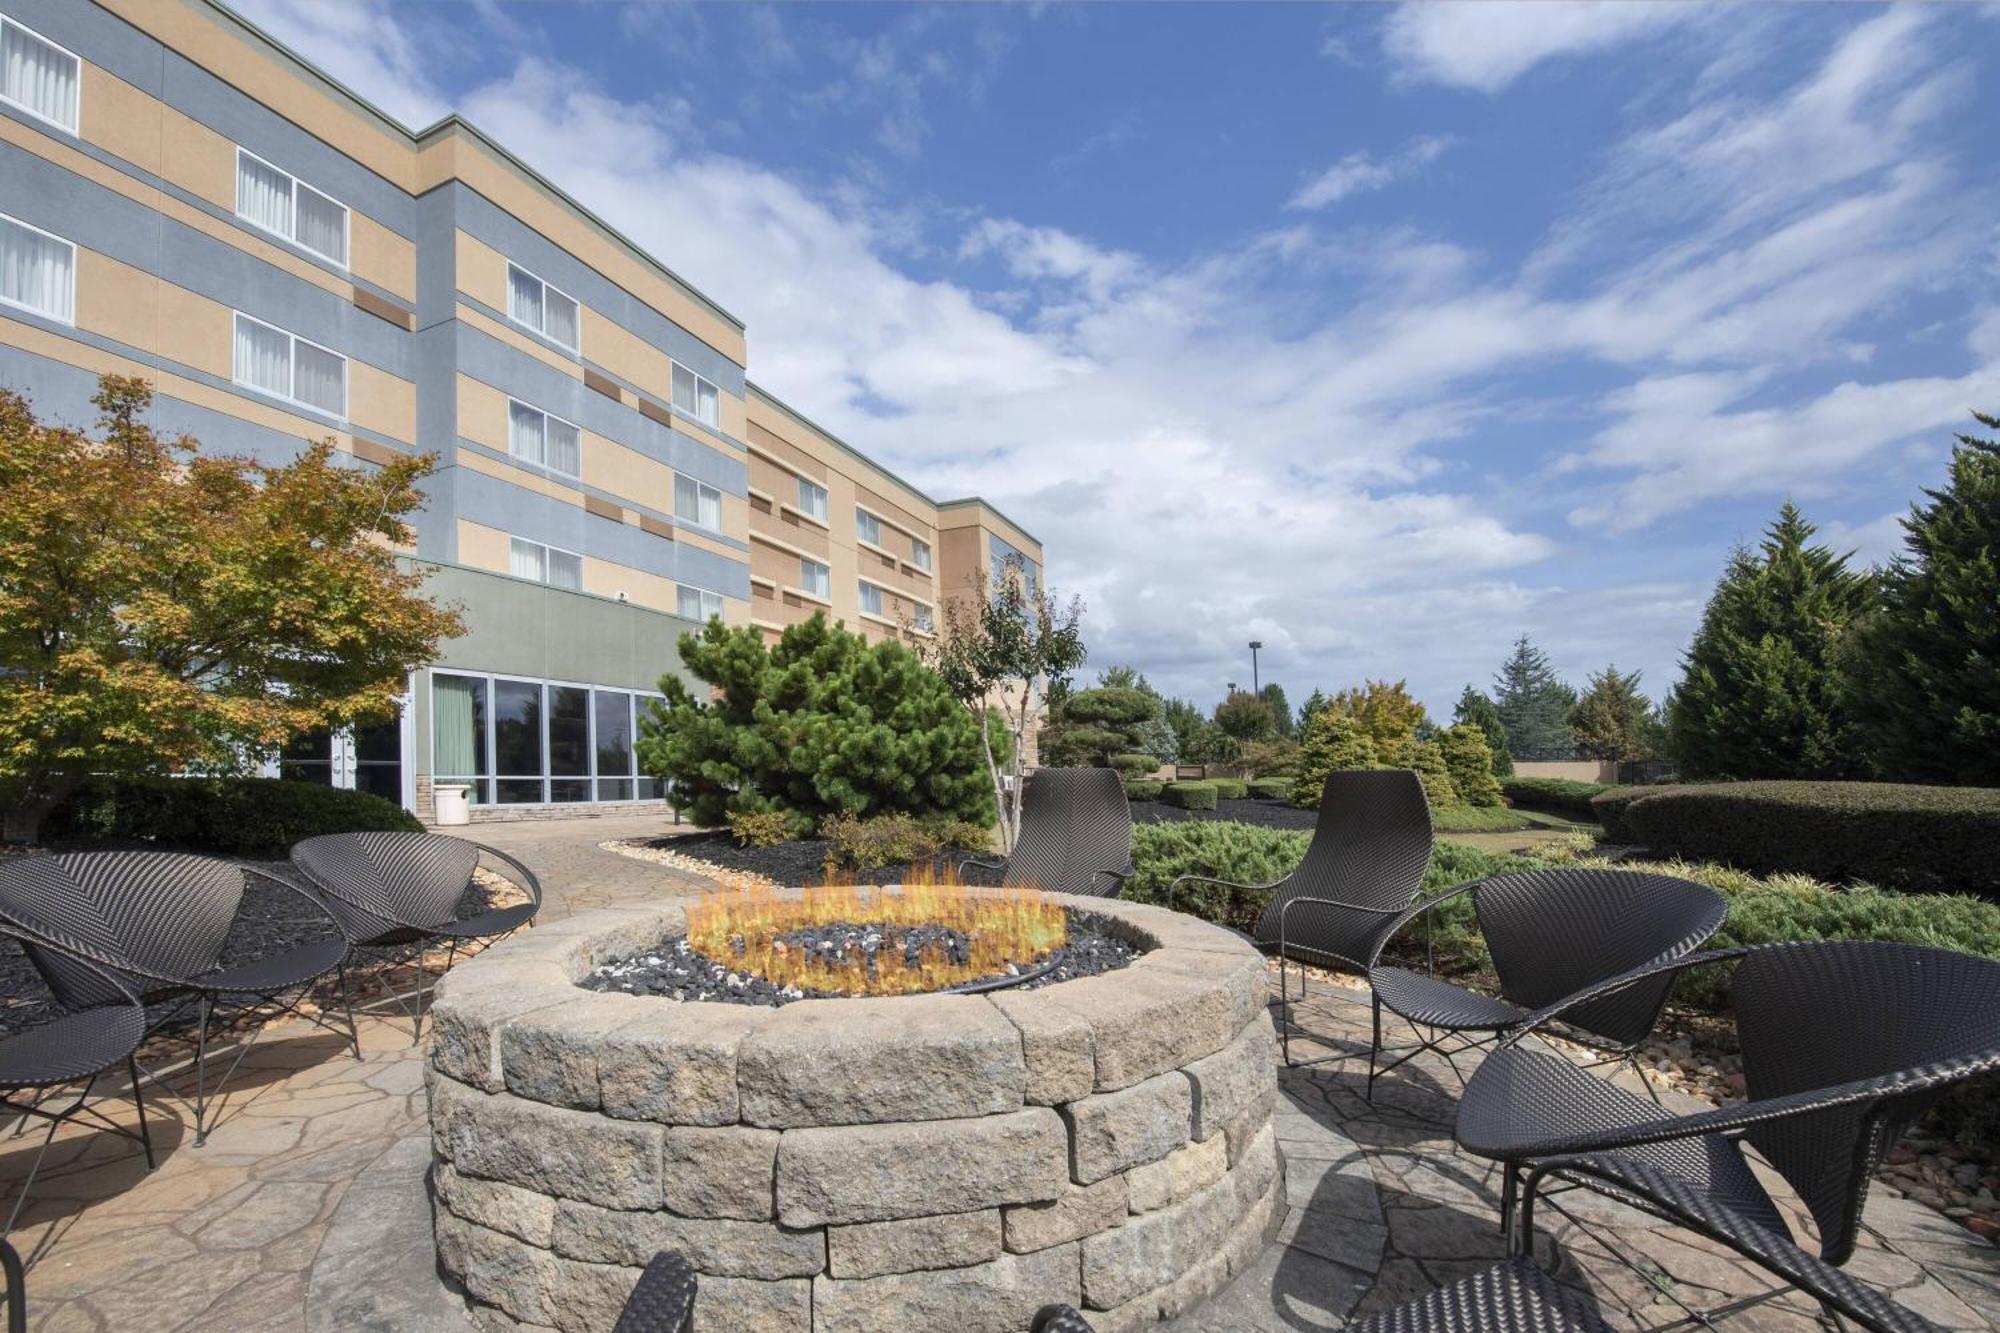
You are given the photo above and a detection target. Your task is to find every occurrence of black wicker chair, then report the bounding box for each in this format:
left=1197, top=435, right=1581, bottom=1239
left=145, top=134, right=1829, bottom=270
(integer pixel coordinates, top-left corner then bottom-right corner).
left=0, top=951, right=155, bottom=1234
left=0, top=852, right=354, bottom=1145
left=961, top=767, right=1135, bottom=898
left=1456, top=939, right=2000, bottom=1330
left=0, top=1238, right=23, bottom=1330
left=1169, top=769, right=1433, bottom=1065
left=612, top=1251, right=696, bottom=1332
left=289, top=831, right=543, bottom=1042
left=1362, top=869, right=1726, bottom=1101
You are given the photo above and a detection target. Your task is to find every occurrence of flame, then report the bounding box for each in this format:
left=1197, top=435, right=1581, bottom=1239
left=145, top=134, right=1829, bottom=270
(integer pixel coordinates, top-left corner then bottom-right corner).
left=685, top=861, right=1066, bottom=996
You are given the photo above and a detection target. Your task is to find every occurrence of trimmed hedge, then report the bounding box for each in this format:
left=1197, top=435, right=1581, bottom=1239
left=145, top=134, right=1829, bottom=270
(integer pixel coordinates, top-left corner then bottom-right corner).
left=1591, top=784, right=1677, bottom=842
left=1247, top=779, right=1290, bottom=801
left=44, top=776, right=421, bottom=858
left=1501, top=776, right=1612, bottom=821
left=1159, top=781, right=1218, bottom=811
left=1210, top=778, right=1249, bottom=801
left=1124, top=780, right=1165, bottom=802
left=1622, top=781, right=2000, bottom=899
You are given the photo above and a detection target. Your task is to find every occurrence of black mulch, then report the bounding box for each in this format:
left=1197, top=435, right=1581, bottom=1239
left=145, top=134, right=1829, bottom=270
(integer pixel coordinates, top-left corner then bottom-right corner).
left=580, top=911, right=1138, bottom=1006
left=650, top=831, right=1011, bottom=887
left=1127, top=796, right=1319, bottom=830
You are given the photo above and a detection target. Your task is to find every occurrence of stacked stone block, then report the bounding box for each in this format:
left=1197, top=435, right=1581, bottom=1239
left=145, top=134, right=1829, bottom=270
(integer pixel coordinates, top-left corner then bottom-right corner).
left=426, top=894, right=1284, bottom=1332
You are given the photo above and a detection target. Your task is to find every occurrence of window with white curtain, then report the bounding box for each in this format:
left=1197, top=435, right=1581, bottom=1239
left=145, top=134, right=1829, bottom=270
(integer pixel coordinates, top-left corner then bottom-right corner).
left=0, top=213, right=74, bottom=323
left=913, top=602, right=934, bottom=634
left=235, top=149, right=347, bottom=266
left=509, top=536, right=583, bottom=590
left=673, top=473, right=722, bottom=531
left=800, top=558, right=830, bottom=599
left=858, top=581, right=884, bottom=617
left=505, top=262, right=578, bottom=352
left=671, top=363, right=720, bottom=428
left=233, top=312, right=345, bottom=417
left=0, top=17, right=79, bottom=134
left=677, top=586, right=723, bottom=622
left=796, top=477, right=828, bottom=522
left=911, top=537, right=932, bottom=572
left=507, top=399, right=580, bottom=476
left=855, top=507, right=884, bottom=547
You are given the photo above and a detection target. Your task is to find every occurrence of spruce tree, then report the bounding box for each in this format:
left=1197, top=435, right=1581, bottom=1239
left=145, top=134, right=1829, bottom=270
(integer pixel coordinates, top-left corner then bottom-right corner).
left=1569, top=665, right=1651, bottom=762
left=1452, top=686, right=1513, bottom=776
left=1257, top=683, right=1295, bottom=738
left=1290, top=710, right=1377, bottom=807
left=1668, top=503, right=1873, bottom=779
left=1847, top=412, right=2000, bottom=784
left=1492, top=637, right=1575, bottom=762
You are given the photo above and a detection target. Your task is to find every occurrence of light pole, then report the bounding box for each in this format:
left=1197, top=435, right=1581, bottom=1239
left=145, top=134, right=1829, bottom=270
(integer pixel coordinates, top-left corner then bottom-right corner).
left=1248, top=641, right=1262, bottom=694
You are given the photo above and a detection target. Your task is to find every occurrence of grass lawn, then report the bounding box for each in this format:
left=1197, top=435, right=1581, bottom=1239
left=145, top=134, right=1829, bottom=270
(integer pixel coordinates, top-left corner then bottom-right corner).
left=1429, top=803, right=1535, bottom=833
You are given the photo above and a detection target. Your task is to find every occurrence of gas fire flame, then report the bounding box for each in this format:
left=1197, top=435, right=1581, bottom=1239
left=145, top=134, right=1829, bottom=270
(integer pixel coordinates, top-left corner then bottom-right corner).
left=685, top=861, right=1066, bottom=997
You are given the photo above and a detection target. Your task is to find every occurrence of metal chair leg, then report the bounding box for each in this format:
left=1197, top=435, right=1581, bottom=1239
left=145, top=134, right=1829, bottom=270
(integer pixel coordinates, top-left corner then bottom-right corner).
left=191, top=995, right=213, bottom=1147
left=1278, top=955, right=1291, bottom=1067
left=126, top=1054, right=155, bottom=1171
left=1, top=1077, right=91, bottom=1234
left=1500, top=1161, right=1519, bottom=1242
left=336, top=962, right=362, bottom=1061
left=1366, top=994, right=1383, bottom=1099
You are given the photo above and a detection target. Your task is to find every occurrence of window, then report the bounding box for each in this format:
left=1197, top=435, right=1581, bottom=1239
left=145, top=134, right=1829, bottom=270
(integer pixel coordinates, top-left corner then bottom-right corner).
left=855, top=508, right=883, bottom=546
left=912, top=602, right=934, bottom=634
left=858, top=581, right=884, bottom=617
left=671, top=362, right=720, bottom=428
left=433, top=674, right=660, bottom=807
left=432, top=673, right=490, bottom=804
left=673, top=473, right=722, bottom=531
left=507, top=399, right=580, bottom=476
left=911, top=537, right=932, bottom=572
left=800, top=558, right=830, bottom=599
left=548, top=685, right=591, bottom=803
left=233, top=312, right=345, bottom=417
left=509, top=536, right=583, bottom=590
left=235, top=149, right=347, bottom=266
left=678, top=586, right=723, bottom=622
left=797, top=477, right=828, bottom=522
left=494, top=678, right=544, bottom=804
left=506, top=262, right=579, bottom=351
left=0, top=17, right=78, bottom=134
left=594, top=690, right=635, bottom=801
left=0, top=213, right=74, bottom=323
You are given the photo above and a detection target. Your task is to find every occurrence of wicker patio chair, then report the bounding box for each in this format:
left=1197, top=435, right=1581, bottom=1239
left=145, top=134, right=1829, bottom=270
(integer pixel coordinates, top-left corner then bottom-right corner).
left=0, top=950, right=156, bottom=1234
left=0, top=852, right=354, bottom=1145
left=961, top=767, right=1135, bottom=898
left=1361, top=869, right=1726, bottom=1101
left=289, top=831, right=543, bottom=1042
left=612, top=1251, right=696, bottom=1333
left=1031, top=1306, right=1099, bottom=1333
left=1168, top=769, right=1433, bottom=1065
left=1456, top=939, right=2000, bottom=1329
left=0, top=1237, right=22, bottom=1332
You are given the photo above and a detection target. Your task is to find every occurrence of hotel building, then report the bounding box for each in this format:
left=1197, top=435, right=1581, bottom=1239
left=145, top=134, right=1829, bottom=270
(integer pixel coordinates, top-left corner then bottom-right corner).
left=0, top=0, right=1043, bottom=820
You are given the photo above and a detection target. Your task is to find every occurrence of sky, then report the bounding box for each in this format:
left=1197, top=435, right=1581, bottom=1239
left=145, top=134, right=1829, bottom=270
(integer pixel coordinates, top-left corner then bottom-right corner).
left=234, top=0, right=2000, bottom=718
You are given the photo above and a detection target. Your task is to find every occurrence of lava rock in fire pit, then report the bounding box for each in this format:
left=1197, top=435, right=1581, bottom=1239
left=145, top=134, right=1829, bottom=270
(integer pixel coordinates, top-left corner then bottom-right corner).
left=581, top=913, right=1137, bottom=1007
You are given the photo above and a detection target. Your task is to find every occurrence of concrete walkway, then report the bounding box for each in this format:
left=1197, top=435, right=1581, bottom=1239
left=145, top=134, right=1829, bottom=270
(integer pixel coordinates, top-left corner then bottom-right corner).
left=3, top=817, right=1994, bottom=1331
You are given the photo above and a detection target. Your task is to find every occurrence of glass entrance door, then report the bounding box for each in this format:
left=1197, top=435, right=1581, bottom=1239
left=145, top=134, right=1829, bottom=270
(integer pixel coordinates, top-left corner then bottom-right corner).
left=278, top=717, right=403, bottom=802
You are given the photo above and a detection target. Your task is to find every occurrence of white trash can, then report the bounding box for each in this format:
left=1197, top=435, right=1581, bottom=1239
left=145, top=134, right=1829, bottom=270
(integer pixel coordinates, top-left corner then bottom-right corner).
left=432, top=783, right=471, bottom=827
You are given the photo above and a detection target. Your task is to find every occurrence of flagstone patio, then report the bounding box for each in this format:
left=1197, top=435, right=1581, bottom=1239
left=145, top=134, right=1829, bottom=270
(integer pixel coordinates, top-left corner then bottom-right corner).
left=0, top=817, right=1992, bottom=1332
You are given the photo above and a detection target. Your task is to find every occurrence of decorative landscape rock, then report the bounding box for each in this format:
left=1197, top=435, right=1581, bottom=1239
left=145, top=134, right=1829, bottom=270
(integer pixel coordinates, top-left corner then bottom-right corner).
left=426, top=892, right=1283, bottom=1330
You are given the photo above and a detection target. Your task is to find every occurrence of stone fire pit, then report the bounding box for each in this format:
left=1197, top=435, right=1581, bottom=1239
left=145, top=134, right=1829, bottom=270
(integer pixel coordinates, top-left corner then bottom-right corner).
left=425, top=891, right=1283, bottom=1332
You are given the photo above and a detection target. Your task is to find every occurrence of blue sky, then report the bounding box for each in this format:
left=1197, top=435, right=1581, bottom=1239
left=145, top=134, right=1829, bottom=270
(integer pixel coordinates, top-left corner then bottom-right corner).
left=240, top=0, right=2000, bottom=717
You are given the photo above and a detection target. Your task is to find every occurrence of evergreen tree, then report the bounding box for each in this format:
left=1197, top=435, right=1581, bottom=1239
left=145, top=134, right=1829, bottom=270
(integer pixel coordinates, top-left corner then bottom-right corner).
left=1569, top=665, right=1651, bottom=762
left=1452, top=686, right=1513, bottom=777
left=1846, top=412, right=2000, bottom=784
left=1328, top=679, right=1428, bottom=750
left=1257, top=683, right=1295, bottom=738
left=1038, top=686, right=1162, bottom=784
left=1386, top=734, right=1459, bottom=809
left=1298, top=689, right=1331, bottom=730
left=1213, top=689, right=1275, bottom=740
left=1669, top=503, right=1873, bottom=779
left=1493, top=637, right=1576, bottom=762
left=1439, top=723, right=1505, bottom=806
left=1290, top=710, right=1378, bottom=807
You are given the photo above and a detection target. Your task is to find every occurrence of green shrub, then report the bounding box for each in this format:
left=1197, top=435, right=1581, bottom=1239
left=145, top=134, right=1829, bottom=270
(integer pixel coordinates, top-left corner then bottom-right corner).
left=725, top=810, right=792, bottom=848
left=44, top=776, right=421, bottom=857
left=1621, top=781, right=2000, bottom=898
left=1124, top=780, right=1165, bottom=802
left=1591, top=784, right=1678, bottom=841
left=1439, top=724, right=1505, bottom=807
left=1502, top=776, right=1614, bottom=820
left=1160, top=781, right=1218, bottom=811
left=1126, top=821, right=1307, bottom=933
left=1291, top=710, right=1378, bottom=807
left=1247, top=779, right=1290, bottom=801
left=818, top=812, right=990, bottom=870
left=1429, top=804, right=1533, bottom=833
left=1111, top=753, right=1158, bottom=782
left=1210, top=778, right=1249, bottom=800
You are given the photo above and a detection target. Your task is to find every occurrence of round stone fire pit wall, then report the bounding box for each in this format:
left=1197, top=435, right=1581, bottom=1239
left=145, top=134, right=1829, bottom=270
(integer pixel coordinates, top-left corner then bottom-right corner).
left=424, top=892, right=1284, bottom=1333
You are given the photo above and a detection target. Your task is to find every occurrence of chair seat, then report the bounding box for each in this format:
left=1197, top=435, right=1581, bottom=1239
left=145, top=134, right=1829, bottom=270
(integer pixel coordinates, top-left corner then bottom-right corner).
left=434, top=901, right=538, bottom=941
left=196, top=935, right=351, bottom=994
left=0, top=1005, right=146, bottom=1090
left=1373, top=966, right=1525, bottom=1031
left=1456, top=1046, right=1791, bottom=1238
left=1347, top=1257, right=1610, bottom=1333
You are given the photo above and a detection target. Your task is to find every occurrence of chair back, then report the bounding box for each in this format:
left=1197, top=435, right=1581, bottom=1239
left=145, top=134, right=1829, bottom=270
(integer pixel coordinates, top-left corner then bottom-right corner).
left=1477, top=869, right=1725, bottom=1049
left=1003, top=768, right=1132, bottom=897
left=290, top=831, right=480, bottom=940
left=1254, top=770, right=1431, bottom=970
left=1734, top=940, right=2000, bottom=1264
left=0, top=851, right=243, bottom=1007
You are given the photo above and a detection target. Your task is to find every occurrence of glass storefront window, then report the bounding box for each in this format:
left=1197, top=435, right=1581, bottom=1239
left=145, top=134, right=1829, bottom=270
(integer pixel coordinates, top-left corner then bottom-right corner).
left=433, top=674, right=489, bottom=804
left=495, top=679, right=544, bottom=803
left=550, top=686, right=590, bottom=803
left=595, top=690, right=634, bottom=801
left=433, top=673, right=660, bottom=807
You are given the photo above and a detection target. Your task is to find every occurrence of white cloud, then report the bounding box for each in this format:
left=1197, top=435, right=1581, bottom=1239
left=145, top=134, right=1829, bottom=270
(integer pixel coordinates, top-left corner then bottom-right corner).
left=1382, top=1, right=1700, bottom=93
left=1287, top=135, right=1454, bottom=211
left=1818, top=511, right=1912, bottom=569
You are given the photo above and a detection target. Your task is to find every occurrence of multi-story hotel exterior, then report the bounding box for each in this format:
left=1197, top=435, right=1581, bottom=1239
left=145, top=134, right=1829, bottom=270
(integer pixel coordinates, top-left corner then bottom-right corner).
left=0, top=0, right=1043, bottom=821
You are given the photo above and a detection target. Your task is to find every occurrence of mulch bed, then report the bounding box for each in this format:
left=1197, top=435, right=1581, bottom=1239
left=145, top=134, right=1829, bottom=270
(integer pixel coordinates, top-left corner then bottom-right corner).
left=646, top=831, right=1011, bottom=887
left=1126, top=796, right=1320, bottom=830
